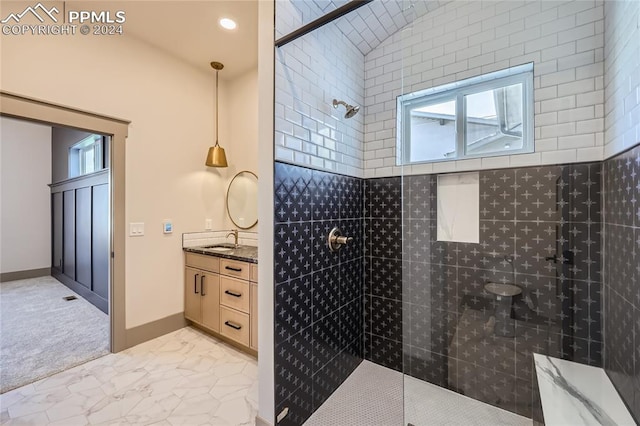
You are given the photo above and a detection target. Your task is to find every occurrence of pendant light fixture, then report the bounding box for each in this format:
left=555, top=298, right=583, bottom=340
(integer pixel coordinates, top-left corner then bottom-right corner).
left=205, top=61, right=228, bottom=167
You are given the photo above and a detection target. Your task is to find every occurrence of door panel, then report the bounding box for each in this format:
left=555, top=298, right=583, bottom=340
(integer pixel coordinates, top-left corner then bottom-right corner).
left=52, top=192, right=63, bottom=271
left=75, top=187, right=92, bottom=288
left=63, top=190, right=75, bottom=279
left=92, top=184, right=109, bottom=299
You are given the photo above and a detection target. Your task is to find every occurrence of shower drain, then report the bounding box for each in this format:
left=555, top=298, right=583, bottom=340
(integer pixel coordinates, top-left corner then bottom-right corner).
left=63, top=295, right=78, bottom=301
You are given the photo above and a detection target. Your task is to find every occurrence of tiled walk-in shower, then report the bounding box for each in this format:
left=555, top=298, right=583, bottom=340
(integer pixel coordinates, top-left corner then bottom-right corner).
left=273, top=0, right=640, bottom=425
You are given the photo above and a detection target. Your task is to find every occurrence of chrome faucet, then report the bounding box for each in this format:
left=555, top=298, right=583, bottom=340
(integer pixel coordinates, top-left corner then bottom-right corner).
left=226, top=229, right=239, bottom=248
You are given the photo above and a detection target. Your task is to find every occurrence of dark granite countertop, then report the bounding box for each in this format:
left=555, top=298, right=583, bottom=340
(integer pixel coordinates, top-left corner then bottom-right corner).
left=184, top=245, right=258, bottom=263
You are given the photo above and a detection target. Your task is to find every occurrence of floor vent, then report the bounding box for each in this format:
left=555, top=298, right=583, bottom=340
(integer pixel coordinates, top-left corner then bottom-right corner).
left=63, top=295, right=78, bottom=301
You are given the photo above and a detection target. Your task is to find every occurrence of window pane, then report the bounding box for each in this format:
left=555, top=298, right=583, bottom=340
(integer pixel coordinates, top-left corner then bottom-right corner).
left=83, top=148, right=95, bottom=174
left=464, top=83, right=523, bottom=156
left=408, top=99, right=456, bottom=162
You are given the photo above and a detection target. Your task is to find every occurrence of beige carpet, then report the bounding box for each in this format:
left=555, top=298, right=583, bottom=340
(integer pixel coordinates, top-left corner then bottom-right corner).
left=0, top=276, right=109, bottom=393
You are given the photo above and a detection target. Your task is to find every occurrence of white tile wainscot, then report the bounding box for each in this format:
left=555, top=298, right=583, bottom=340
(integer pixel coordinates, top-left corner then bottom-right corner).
left=534, top=354, right=636, bottom=425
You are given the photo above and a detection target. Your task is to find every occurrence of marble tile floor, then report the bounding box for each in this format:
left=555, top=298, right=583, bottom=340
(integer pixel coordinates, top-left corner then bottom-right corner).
left=0, top=327, right=258, bottom=425
left=305, top=360, right=530, bottom=426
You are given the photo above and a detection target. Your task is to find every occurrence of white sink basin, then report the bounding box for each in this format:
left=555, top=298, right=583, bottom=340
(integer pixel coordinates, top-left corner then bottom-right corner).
left=207, top=247, right=232, bottom=252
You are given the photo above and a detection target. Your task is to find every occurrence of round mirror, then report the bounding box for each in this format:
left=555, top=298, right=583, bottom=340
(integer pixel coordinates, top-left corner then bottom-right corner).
left=226, top=171, right=258, bottom=229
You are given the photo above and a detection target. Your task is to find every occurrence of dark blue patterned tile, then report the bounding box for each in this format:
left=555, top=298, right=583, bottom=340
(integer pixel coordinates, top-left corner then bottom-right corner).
left=367, top=218, right=402, bottom=259
left=513, top=166, right=561, bottom=222
left=275, top=275, right=312, bottom=345
left=313, top=311, right=342, bottom=371
left=311, top=220, right=340, bottom=270
left=312, top=266, right=340, bottom=321
left=368, top=257, right=402, bottom=301
left=275, top=162, right=313, bottom=223
left=404, top=346, right=449, bottom=387
left=365, top=177, right=402, bottom=219
left=369, top=296, right=402, bottom=342
left=275, top=381, right=313, bottom=426
left=274, top=222, right=313, bottom=283
left=275, top=329, right=313, bottom=407
left=341, top=259, right=362, bottom=305
left=339, top=218, right=362, bottom=263
left=365, top=333, right=403, bottom=372
left=312, top=169, right=339, bottom=221
left=403, top=174, right=437, bottom=220
left=480, top=169, right=516, bottom=221
left=339, top=175, right=363, bottom=219
left=340, top=299, right=362, bottom=349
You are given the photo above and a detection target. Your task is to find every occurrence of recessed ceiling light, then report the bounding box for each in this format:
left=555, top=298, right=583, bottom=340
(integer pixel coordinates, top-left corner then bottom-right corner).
left=219, top=18, right=237, bottom=30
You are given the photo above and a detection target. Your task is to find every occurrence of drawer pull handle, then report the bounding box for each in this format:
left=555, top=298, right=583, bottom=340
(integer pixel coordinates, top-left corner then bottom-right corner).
left=224, top=321, right=242, bottom=330
left=224, top=290, right=242, bottom=298
left=194, top=274, right=199, bottom=294
left=225, top=266, right=242, bottom=272
left=200, top=275, right=205, bottom=296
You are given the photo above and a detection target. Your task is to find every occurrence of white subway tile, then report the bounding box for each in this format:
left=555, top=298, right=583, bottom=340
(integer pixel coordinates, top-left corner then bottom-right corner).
left=433, top=161, right=457, bottom=173
left=558, top=134, right=596, bottom=149
left=541, top=149, right=577, bottom=164
left=558, top=106, right=595, bottom=123
left=541, top=42, right=576, bottom=61
left=455, top=158, right=482, bottom=171
left=510, top=152, right=542, bottom=167
left=540, top=68, right=576, bottom=87
left=481, top=156, right=511, bottom=169
left=535, top=137, right=559, bottom=151
left=541, top=122, right=576, bottom=138
left=541, top=95, right=577, bottom=113
left=536, top=111, right=558, bottom=126
left=576, top=146, right=604, bottom=162
left=557, top=78, right=595, bottom=97
left=577, top=118, right=604, bottom=133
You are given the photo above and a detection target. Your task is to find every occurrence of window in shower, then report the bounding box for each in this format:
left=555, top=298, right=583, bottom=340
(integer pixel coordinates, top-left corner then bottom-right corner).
left=397, top=63, right=534, bottom=164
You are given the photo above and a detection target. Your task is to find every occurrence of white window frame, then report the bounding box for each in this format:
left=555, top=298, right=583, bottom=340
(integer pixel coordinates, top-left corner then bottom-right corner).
left=397, top=63, right=534, bottom=165
left=69, top=135, right=104, bottom=178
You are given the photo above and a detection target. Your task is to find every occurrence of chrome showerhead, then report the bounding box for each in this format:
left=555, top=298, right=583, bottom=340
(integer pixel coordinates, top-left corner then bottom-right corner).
left=332, top=99, right=360, bottom=119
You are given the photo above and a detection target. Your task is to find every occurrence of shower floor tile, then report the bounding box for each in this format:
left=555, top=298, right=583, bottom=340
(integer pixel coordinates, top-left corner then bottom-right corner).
left=304, top=360, right=529, bottom=426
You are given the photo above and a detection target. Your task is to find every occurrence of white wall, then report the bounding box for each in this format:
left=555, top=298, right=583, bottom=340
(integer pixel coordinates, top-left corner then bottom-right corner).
left=1, top=31, right=257, bottom=328
left=0, top=117, right=52, bottom=274
left=604, top=0, right=640, bottom=158
left=275, top=1, right=365, bottom=177
left=364, top=0, right=606, bottom=177
left=219, top=68, right=260, bottom=231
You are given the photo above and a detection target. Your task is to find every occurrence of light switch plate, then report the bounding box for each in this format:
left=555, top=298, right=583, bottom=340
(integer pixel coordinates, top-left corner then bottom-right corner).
left=129, top=222, right=144, bottom=237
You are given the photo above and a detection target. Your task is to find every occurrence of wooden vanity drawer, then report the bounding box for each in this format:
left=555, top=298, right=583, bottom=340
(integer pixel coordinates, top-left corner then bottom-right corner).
left=185, top=253, right=219, bottom=273
left=220, top=259, right=249, bottom=280
left=250, top=264, right=258, bottom=282
left=220, top=276, right=250, bottom=313
left=220, top=306, right=250, bottom=346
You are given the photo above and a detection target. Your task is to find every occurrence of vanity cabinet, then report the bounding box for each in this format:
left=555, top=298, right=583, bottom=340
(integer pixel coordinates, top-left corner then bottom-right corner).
left=184, top=251, right=257, bottom=355
left=250, top=263, right=258, bottom=350
left=184, top=255, right=220, bottom=332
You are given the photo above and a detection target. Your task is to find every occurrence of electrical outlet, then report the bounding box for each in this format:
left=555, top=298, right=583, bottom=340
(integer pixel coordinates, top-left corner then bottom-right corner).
left=205, top=218, right=213, bottom=230
left=129, top=222, right=144, bottom=236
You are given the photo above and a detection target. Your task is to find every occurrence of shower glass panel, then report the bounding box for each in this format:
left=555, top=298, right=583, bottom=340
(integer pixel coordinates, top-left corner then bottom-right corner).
left=398, top=5, right=602, bottom=424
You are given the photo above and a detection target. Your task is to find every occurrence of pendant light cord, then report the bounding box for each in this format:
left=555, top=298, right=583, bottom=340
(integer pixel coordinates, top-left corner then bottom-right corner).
left=215, top=69, right=219, bottom=147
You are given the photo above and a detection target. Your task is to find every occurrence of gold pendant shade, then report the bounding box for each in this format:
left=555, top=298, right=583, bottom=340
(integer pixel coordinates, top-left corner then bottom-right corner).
left=205, top=61, right=228, bottom=168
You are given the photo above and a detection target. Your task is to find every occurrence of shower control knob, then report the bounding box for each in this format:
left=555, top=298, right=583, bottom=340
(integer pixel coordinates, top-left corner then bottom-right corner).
left=327, top=227, right=353, bottom=252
